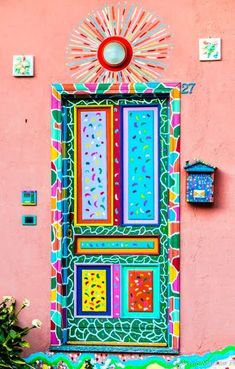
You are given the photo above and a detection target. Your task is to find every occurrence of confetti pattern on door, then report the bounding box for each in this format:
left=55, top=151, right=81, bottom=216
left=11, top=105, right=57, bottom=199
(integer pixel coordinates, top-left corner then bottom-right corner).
left=128, top=270, right=153, bottom=312
left=75, top=264, right=112, bottom=317
left=82, top=269, right=107, bottom=312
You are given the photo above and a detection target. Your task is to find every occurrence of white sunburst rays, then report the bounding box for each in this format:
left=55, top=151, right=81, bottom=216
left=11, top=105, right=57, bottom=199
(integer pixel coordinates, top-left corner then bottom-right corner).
left=126, top=11, right=171, bottom=81
left=67, top=22, right=102, bottom=81
left=66, top=3, right=172, bottom=83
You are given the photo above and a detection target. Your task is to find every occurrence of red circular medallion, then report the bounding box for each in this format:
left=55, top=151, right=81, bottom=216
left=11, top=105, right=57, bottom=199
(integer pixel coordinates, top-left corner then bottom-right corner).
left=97, top=36, right=133, bottom=71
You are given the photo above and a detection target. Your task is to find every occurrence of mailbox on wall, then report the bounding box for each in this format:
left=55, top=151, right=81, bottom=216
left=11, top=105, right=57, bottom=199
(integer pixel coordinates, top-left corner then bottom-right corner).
left=184, top=160, right=216, bottom=203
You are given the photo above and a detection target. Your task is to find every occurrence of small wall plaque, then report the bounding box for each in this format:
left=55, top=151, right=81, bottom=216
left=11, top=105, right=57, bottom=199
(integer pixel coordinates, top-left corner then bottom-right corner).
left=13, top=55, right=34, bottom=76
left=21, top=191, right=37, bottom=206
left=22, top=215, right=37, bottom=226
left=199, top=38, right=221, bottom=61
left=184, top=160, right=217, bottom=203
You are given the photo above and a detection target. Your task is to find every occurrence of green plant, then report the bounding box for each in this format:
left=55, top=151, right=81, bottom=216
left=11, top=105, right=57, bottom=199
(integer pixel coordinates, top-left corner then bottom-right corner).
left=0, top=296, right=42, bottom=369
left=84, top=359, right=94, bottom=369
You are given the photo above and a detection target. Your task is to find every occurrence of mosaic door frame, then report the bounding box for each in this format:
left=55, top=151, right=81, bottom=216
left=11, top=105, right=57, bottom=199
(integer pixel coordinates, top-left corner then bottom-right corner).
left=51, top=82, right=180, bottom=354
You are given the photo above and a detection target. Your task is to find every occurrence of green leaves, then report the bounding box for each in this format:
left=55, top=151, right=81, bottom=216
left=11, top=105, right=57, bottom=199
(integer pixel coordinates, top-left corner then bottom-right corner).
left=20, top=341, right=30, bottom=348
left=9, top=329, right=18, bottom=339
left=0, top=361, right=14, bottom=368
left=0, top=297, right=34, bottom=369
left=84, top=359, right=94, bottom=369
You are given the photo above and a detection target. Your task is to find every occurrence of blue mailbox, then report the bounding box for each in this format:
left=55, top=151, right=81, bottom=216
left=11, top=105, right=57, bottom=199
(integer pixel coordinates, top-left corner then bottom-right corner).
left=184, top=160, right=216, bottom=203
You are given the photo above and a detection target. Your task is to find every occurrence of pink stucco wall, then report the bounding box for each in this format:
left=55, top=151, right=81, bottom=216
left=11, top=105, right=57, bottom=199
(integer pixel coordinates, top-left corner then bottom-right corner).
left=0, top=0, right=235, bottom=356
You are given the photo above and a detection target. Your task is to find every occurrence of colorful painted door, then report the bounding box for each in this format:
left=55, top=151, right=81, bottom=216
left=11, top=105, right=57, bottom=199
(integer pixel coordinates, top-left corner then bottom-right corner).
left=51, top=83, right=180, bottom=354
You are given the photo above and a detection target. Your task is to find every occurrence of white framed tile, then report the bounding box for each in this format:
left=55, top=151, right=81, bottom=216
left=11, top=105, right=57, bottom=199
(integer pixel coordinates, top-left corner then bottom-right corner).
left=13, top=55, right=34, bottom=76
left=199, top=38, right=221, bottom=61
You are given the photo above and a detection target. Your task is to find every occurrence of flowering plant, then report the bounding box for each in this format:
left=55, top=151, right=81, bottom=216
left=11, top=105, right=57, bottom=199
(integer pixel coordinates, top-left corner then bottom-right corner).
left=0, top=296, right=42, bottom=368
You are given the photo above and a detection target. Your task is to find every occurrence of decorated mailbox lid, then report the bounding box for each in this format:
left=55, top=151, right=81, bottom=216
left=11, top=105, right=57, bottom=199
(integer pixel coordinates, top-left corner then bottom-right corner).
left=184, top=160, right=217, bottom=173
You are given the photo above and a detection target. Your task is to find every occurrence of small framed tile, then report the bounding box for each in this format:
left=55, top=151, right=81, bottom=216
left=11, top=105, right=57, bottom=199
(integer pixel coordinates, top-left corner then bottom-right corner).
left=22, top=215, right=37, bottom=226
left=199, top=38, right=221, bottom=61
left=13, top=55, right=34, bottom=76
left=21, top=191, right=37, bottom=206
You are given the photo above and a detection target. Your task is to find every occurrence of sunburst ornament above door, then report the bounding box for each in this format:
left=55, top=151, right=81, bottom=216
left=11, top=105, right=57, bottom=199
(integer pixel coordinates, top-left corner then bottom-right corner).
left=66, top=3, right=172, bottom=83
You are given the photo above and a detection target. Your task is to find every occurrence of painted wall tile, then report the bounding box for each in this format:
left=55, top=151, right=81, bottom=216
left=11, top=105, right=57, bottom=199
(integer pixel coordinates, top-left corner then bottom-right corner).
left=13, top=55, right=34, bottom=76
left=199, top=38, right=221, bottom=61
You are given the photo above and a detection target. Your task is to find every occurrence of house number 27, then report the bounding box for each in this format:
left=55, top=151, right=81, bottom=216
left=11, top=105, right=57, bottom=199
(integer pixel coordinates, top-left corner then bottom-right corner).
left=182, top=83, right=196, bottom=94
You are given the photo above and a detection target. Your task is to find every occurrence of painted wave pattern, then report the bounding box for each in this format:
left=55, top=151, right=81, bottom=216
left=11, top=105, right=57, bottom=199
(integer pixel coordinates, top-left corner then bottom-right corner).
left=26, top=346, right=235, bottom=369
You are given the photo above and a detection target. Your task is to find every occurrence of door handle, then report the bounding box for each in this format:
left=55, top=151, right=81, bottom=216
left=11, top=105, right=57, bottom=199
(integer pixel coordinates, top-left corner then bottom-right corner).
left=67, top=228, right=73, bottom=238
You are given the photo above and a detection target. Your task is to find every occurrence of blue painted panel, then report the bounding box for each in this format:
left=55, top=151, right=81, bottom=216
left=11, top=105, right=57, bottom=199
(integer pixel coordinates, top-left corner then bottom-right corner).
left=80, top=240, right=155, bottom=250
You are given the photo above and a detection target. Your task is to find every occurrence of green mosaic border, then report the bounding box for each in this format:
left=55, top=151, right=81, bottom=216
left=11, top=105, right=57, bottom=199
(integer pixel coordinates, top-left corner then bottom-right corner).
left=64, top=96, right=169, bottom=346
left=51, top=82, right=180, bottom=353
